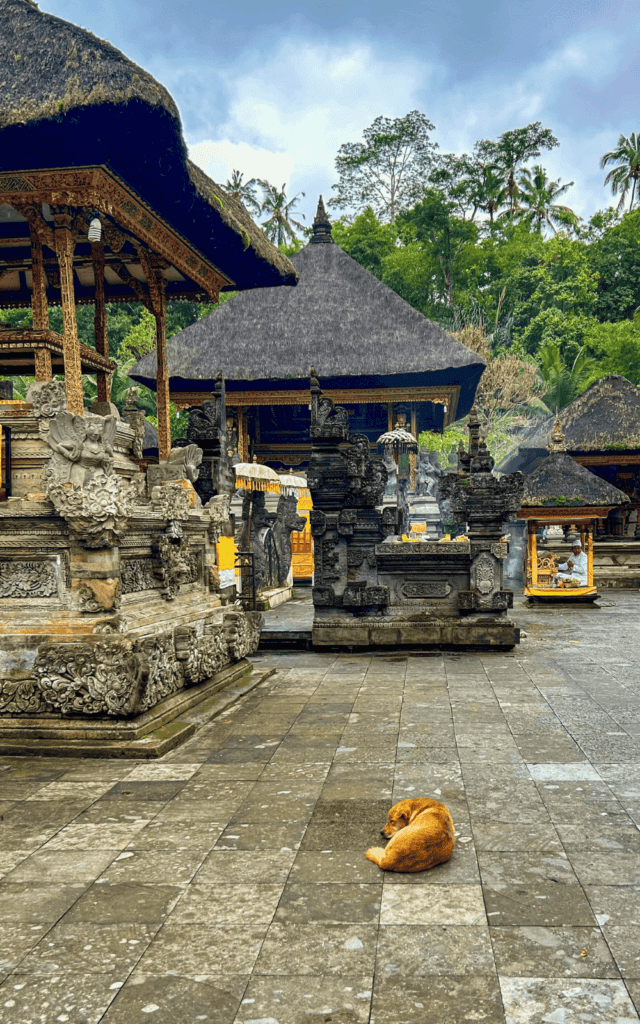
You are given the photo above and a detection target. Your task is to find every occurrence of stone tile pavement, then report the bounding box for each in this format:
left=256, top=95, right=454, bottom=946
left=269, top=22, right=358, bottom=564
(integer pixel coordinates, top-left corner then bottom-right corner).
left=0, top=592, right=640, bottom=1022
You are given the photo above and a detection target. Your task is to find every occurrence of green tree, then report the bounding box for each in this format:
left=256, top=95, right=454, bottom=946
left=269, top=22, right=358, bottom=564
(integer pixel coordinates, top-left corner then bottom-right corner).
left=331, top=209, right=398, bottom=278
left=537, top=342, right=597, bottom=409
left=600, top=132, right=640, bottom=211
left=329, top=111, right=438, bottom=221
left=477, top=122, right=560, bottom=216
left=512, top=165, right=577, bottom=234
left=583, top=315, right=640, bottom=385
left=225, top=169, right=261, bottom=216
left=256, top=180, right=306, bottom=245
left=395, top=189, right=480, bottom=307
left=590, top=208, right=640, bottom=323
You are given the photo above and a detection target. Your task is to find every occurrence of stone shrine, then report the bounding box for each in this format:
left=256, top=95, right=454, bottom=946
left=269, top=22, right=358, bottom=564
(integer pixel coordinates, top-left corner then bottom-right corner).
left=308, top=376, right=525, bottom=648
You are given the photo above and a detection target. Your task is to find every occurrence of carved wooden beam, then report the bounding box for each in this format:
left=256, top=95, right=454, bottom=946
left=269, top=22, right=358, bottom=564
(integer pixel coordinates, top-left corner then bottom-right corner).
left=110, top=260, right=154, bottom=313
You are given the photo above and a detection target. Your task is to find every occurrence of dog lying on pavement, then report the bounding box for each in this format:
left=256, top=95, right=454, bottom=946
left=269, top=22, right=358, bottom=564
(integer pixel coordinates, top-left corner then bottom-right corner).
left=365, top=797, right=455, bottom=872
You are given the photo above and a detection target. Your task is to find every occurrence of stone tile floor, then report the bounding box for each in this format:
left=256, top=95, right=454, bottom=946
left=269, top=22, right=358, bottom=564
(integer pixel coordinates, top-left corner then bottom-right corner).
left=1, top=592, right=640, bottom=1022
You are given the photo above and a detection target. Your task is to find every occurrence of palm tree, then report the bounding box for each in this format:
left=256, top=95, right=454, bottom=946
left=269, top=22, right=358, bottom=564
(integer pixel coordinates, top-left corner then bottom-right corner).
left=225, top=170, right=261, bottom=216
left=600, top=132, right=640, bottom=211
left=479, top=164, right=509, bottom=222
left=510, top=165, right=577, bottom=234
left=256, top=181, right=306, bottom=246
left=538, top=343, right=595, bottom=409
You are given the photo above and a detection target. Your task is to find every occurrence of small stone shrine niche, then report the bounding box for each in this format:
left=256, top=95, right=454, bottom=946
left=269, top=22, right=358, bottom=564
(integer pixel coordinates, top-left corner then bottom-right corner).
left=308, top=382, right=525, bottom=648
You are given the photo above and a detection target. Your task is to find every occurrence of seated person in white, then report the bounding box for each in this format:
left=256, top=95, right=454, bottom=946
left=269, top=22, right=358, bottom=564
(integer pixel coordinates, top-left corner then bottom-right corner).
left=555, top=540, right=588, bottom=586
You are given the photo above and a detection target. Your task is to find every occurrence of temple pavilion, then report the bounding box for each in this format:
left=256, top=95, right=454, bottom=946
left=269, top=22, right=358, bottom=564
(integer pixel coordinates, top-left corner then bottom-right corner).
left=131, top=199, right=485, bottom=468
left=0, top=0, right=296, bottom=469
left=499, top=375, right=640, bottom=536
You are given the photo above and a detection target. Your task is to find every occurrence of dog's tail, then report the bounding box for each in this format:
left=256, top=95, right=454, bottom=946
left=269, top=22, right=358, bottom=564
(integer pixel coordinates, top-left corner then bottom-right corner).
left=365, top=846, right=386, bottom=866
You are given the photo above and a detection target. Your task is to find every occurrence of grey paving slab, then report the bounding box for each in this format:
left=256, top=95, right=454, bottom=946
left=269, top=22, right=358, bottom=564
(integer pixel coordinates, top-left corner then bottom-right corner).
left=2, top=594, right=640, bottom=1020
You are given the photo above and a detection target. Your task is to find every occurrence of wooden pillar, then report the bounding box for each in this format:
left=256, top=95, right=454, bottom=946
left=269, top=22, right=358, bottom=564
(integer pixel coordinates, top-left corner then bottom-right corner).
left=587, top=523, right=593, bottom=588
left=153, top=275, right=170, bottom=462
left=387, top=403, right=393, bottom=431
left=30, top=228, right=53, bottom=383
left=53, top=207, right=84, bottom=415
left=34, top=347, right=52, bottom=382
left=237, top=406, right=247, bottom=462
left=30, top=230, right=50, bottom=332
left=530, top=522, right=538, bottom=587
left=91, top=241, right=110, bottom=402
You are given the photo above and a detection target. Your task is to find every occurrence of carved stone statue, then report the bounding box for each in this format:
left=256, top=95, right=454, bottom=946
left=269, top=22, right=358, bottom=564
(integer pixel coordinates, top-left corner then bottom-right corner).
left=147, top=445, right=203, bottom=493
left=46, top=412, right=117, bottom=487
left=415, top=447, right=442, bottom=497
left=382, top=447, right=397, bottom=501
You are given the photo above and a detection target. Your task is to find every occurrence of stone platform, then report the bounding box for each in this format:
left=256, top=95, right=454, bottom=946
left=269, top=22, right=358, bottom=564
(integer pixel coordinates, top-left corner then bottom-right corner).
left=0, top=592, right=639, bottom=1021
left=0, top=661, right=274, bottom=759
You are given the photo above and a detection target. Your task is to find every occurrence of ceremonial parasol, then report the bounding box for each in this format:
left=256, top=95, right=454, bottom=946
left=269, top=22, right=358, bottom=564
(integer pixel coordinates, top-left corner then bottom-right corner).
left=278, top=468, right=310, bottom=498
left=377, top=423, right=418, bottom=507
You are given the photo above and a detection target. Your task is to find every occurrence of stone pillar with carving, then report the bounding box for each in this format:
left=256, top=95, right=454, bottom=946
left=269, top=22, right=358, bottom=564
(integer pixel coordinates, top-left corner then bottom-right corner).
left=307, top=372, right=390, bottom=612
left=179, top=374, right=232, bottom=505
left=439, top=412, right=524, bottom=615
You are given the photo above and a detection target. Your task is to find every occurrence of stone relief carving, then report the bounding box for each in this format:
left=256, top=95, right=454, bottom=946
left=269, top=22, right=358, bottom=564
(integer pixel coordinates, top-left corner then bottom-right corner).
left=33, top=640, right=147, bottom=716
left=154, top=527, right=199, bottom=601
left=42, top=411, right=145, bottom=548
left=133, top=634, right=181, bottom=712
left=401, top=581, right=450, bottom=598
left=45, top=412, right=117, bottom=486
left=149, top=481, right=193, bottom=520
left=47, top=470, right=142, bottom=548
left=75, top=578, right=121, bottom=613
left=121, top=558, right=160, bottom=594
left=1, top=606, right=262, bottom=718
left=26, top=381, right=66, bottom=418
left=147, top=445, right=203, bottom=492
left=473, top=553, right=496, bottom=595
left=224, top=608, right=263, bottom=661
left=0, top=560, right=57, bottom=598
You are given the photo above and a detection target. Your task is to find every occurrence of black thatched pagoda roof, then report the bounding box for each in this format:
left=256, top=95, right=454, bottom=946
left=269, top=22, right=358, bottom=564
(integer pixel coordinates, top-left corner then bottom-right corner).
left=0, top=0, right=296, bottom=291
left=131, top=198, right=485, bottom=416
left=522, top=450, right=628, bottom=509
left=499, top=375, right=640, bottom=475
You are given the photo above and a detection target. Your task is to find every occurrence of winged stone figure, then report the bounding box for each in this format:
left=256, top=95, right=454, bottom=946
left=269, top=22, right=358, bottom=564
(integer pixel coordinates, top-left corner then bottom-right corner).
left=46, top=413, right=117, bottom=487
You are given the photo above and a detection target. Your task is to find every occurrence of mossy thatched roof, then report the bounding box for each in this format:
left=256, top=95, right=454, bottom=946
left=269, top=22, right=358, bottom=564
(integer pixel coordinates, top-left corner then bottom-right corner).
left=130, top=224, right=485, bottom=415
left=499, top=375, right=640, bottom=475
left=0, top=0, right=296, bottom=290
left=522, top=451, right=628, bottom=508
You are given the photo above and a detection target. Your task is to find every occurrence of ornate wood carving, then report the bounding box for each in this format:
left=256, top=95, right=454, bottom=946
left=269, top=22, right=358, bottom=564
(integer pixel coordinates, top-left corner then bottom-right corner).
left=0, top=166, right=231, bottom=298
left=52, top=206, right=83, bottom=415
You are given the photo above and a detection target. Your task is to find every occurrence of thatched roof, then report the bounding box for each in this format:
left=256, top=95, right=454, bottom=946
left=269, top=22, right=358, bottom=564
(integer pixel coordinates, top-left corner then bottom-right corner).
left=131, top=199, right=485, bottom=414
left=522, top=451, right=628, bottom=508
left=0, top=0, right=296, bottom=290
left=499, top=375, right=640, bottom=475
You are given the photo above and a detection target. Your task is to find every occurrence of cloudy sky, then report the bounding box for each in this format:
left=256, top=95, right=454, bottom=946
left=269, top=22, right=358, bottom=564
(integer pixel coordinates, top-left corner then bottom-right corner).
left=42, top=0, right=640, bottom=226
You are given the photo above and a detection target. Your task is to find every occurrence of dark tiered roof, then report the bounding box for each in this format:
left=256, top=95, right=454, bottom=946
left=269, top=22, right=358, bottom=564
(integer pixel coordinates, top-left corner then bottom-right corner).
left=499, top=376, right=640, bottom=475
left=0, top=0, right=296, bottom=291
left=131, top=197, right=485, bottom=416
left=522, top=451, right=628, bottom=508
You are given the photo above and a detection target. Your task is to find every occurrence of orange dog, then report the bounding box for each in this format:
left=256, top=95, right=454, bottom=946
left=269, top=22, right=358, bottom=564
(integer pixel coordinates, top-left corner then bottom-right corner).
left=365, top=797, right=455, bottom=873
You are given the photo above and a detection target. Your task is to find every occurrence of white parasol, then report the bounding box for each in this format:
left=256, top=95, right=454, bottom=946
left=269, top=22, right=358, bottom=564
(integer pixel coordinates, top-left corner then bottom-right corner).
left=278, top=468, right=310, bottom=498
left=234, top=456, right=281, bottom=494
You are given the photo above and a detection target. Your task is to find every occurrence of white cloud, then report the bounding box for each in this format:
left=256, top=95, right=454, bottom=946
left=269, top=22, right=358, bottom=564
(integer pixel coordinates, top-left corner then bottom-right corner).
left=185, top=27, right=629, bottom=224
left=187, top=39, right=429, bottom=221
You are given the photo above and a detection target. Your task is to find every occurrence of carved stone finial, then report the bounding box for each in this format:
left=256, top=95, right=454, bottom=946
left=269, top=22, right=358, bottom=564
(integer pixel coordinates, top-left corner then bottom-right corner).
left=26, top=381, right=66, bottom=418
left=548, top=414, right=567, bottom=453
left=310, top=196, right=333, bottom=244
left=470, top=437, right=495, bottom=475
